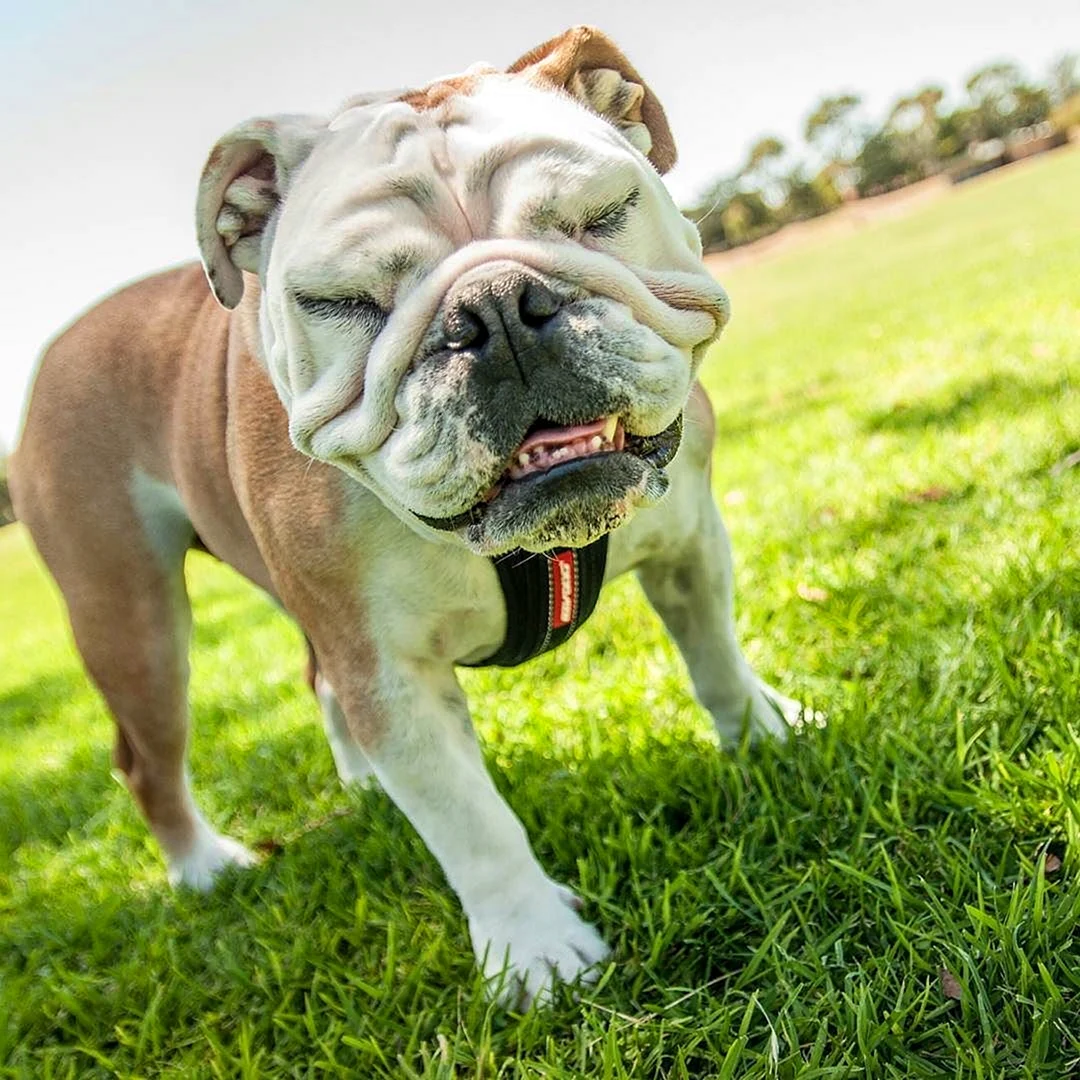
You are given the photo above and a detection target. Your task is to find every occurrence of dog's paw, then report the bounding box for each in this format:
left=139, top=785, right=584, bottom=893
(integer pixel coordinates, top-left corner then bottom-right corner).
left=167, top=823, right=258, bottom=891
left=709, top=676, right=823, bottom=745
left=469, top=879, right=610, bottom=1009
left=759, top=681, right=826, bottom=735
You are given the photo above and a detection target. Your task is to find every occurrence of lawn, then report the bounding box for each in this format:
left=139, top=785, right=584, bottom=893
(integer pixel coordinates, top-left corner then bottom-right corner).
left=2, top=147, right=1078, bottom=1078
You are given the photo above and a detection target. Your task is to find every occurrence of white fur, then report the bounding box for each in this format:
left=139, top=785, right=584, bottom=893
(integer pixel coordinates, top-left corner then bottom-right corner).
left=314, top=674, right=377, bottom=787
left=166, top=801, right=257, bottom=890
left=469, top=879, right=610, bottom=1008
left=129, top=469, right=194, bottom=567
left=356, top=656, right=610, bottom=1006
left=244, top=78, right=726, bottom=533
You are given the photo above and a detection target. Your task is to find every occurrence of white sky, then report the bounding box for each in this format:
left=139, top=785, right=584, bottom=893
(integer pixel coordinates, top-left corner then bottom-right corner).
left=2, top=0, right=1077, bottom=448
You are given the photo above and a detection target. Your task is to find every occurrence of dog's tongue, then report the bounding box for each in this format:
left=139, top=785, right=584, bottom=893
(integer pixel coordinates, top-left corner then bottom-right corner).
left=518, top=417, right=608, bottom=454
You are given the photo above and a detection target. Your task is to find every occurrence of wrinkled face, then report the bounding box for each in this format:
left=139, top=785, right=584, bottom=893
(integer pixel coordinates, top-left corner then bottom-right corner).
left=259, top=77, right=728, bottom=555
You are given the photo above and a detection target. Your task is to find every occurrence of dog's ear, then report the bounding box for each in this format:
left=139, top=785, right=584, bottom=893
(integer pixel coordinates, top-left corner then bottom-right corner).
left=196, top=115, right=323, bottom=309
left=507, top=26, right=676, bottom=174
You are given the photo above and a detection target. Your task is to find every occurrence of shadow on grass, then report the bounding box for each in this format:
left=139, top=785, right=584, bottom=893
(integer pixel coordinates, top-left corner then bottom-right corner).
left=189, top=601, right=290, bottom=652
left=713, top=374, right=841, bottom=441
left=5, top=679, right=1066, bottom=1077
left=863, top=371, right=1072, bottom=433
left=0, top=688, right=322, bottom=857
left=0, top=670, right=90, bottom=733
left=0, top=742, right=114, bottom=857
left=818, top=482, right=980, bottom=551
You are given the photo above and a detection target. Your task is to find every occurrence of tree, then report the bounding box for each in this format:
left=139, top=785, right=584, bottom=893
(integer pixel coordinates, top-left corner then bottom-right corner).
left=965, top=61, right=1030, bottom=139
left=887, top=85, right=946, bottom=176
left=935, top=106, right=978, bottom=160
left=720, top=190, right=775, bottom=245
left=890, top=86, right=944, bottom=133
left=781, top=166, right=841, bottom=221
left=854, top=130, right=913, bottom=195
left=0, top=443, right=13, bottom=527
left=1047, top=53, right=1079, bottom=106
left=1009, top=85, right=1051, bottom=129
left=739, top=136, right=788, bottom=204
left=743, top=135, right=786, bottom=171
left=689, top=175, right=739, bottom=251
left=804, top=93, right=864, bottom=166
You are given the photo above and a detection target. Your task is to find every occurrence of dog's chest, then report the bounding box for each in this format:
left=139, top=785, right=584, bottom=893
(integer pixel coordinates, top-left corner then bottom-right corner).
left=361, top=519, right=508, bottom=665
left=359, top=443, right=704, bottom=669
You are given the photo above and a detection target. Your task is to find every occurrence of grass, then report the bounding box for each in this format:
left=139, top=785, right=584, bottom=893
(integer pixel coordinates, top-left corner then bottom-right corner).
left=2, top=146, right=1079, bottom=1078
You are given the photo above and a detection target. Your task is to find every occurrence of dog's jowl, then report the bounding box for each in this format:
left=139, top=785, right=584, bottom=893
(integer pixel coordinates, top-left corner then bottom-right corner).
left=12, top=26, right=804, bottom=1008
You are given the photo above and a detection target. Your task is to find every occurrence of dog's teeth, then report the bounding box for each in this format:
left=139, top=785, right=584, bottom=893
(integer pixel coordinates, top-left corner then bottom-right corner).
left=589, top=436, right=603, bottom=451
left=517, top=452, right=531, bottom=467
left=602, top=415, right=618, bottom=442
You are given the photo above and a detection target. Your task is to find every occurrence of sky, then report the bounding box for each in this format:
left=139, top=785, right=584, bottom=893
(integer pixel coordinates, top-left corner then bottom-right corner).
left=2, top=0, right=1078, bottom=448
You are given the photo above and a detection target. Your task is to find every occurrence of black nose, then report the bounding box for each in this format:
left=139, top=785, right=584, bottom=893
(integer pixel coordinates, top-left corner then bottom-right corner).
left=444, top=274, right=564, bottom=354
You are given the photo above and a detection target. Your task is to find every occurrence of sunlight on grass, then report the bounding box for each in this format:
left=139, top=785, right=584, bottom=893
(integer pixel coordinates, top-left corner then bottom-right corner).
left=2, top=149, right=1078, bottom=1077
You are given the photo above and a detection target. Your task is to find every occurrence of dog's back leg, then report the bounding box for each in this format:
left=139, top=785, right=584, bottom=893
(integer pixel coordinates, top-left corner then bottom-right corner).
left=304, top=638, right=376, bottom=788
left=17, top=467, right=255, bottom=889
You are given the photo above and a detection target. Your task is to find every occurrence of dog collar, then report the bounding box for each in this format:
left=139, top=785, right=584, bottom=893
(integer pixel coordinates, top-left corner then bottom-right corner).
left=463, top=535, right=609, bottom=667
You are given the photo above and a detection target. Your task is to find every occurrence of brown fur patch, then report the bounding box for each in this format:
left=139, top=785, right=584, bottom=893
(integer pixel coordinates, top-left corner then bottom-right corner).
left=399, top=74, right=484, bottom=112
left=397, top=29, right=676, bottom=175
left=687, top=381, right=717, bottom=481
left=506, top=26, right=677, bottom=174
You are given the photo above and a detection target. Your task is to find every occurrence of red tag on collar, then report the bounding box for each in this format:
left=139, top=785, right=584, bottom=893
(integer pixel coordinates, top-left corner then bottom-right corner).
left=464, top=536, right=607, bottom=667
left=550, top=550, right=577, bottom=629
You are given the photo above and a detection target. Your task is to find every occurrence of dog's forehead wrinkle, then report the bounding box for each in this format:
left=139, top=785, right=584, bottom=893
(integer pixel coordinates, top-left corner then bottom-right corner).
left=386, top=174, right=437, bottom=209
left=331, top=91, right=413, bottom=127
left=377, top=247, right=424, bottom=278
left=428, top=123, right=481, bottom=241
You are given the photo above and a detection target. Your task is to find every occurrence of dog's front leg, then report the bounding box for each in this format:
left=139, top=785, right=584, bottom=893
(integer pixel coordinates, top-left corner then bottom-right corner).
left=637, top=481, right=805, bottom=745
left=325, top=654, right=609, bottom=1007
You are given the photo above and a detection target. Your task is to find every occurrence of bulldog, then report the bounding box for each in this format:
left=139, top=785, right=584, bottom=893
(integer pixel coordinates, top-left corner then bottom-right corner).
left=12, top=27, right=803, bottom=1007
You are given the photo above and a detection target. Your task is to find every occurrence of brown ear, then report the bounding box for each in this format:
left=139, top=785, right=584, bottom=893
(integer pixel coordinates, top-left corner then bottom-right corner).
left=507, top=26, right=676, bottom=174
left=196, top=115, right=323, bottom=309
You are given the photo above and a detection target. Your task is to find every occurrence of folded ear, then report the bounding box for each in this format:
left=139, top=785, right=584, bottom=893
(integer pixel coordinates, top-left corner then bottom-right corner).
left=507, top=26, right=676, bottom=174
left=196, top=115, right=324, bottom=309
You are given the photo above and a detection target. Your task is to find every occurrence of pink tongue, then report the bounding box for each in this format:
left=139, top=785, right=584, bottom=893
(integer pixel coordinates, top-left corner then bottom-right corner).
left=517, top=417, right=608, bottom=454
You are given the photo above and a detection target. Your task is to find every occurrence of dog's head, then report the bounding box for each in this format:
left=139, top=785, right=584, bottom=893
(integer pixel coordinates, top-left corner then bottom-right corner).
left=197, top=27, right=728, bottom=555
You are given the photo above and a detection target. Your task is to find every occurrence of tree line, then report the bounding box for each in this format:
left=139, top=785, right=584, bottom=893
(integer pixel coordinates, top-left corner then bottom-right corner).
left=689, top=53, right=1080, bottom=252
left=0, top=449, right=12, bottom=527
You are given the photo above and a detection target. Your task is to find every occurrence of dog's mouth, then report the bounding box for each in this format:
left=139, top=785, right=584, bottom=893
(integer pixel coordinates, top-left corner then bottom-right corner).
left=416, top=412, right=683, bottom=536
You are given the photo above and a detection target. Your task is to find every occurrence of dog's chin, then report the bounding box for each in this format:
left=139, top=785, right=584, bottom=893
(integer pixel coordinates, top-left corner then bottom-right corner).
left=465, top=453, right=669, bottom=555
left=413, top=412, right=683, bottom=555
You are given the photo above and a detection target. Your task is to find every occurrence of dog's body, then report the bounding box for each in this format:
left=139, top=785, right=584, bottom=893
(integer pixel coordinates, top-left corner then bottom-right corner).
left=13, top=28, right=801, bottom=1006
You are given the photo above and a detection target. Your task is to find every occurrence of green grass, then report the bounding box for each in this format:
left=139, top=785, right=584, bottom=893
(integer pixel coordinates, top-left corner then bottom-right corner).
left=2, top=147, right=1079, bottom=1078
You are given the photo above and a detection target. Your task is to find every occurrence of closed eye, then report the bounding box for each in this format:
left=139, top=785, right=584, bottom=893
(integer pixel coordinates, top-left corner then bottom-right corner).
left=580, top=188, right=640, bottom=239
left=294, top=292, right=388, bottom=334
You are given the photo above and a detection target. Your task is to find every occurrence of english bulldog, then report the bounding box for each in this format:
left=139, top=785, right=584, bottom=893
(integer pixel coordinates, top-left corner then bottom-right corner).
left=12, top=26, right=803, bottom=1007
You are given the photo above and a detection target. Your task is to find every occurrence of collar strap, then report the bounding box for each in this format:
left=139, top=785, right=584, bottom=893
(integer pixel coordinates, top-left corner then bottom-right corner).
left=463, top=534, right=610, bottom=667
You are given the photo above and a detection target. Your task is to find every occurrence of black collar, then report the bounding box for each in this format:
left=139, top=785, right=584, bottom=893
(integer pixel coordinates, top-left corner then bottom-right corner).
left=462, top=535, right=610, bottom=667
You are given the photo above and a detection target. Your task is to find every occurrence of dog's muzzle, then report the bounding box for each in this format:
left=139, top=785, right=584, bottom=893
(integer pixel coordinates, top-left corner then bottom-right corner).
left=416, top=412, right=684, bottom=533
left=443, top=270, right=565, bottom=357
